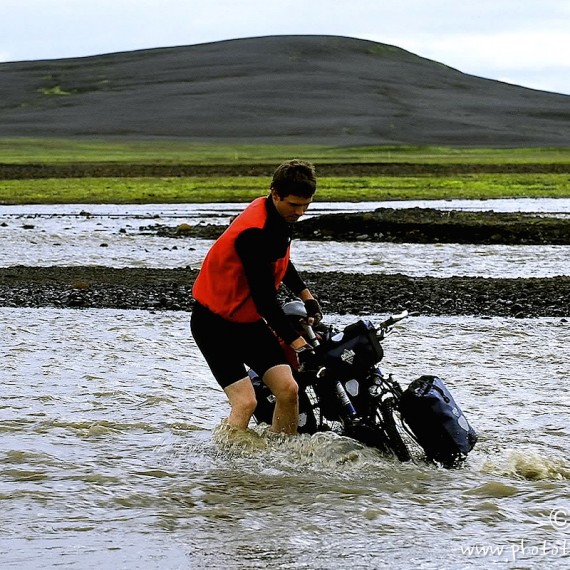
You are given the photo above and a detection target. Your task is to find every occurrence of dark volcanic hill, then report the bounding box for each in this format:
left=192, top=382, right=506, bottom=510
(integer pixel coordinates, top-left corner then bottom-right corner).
left=1, top=35, right=569, bottom=146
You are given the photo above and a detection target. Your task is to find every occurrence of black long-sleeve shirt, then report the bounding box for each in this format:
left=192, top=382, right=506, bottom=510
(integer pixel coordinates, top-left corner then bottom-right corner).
left=234, top=196, right=306, bottom=344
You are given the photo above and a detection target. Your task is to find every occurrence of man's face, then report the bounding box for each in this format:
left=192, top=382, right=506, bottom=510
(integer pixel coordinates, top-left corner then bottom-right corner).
left=271, top=190, right=313, bottom=223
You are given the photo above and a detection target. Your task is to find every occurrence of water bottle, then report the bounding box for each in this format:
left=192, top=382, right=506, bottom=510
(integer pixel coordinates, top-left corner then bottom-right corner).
left=334, top=380, right=358, bottom=418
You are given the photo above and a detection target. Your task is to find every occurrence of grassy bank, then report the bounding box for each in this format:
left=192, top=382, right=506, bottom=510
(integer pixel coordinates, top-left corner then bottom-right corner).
left=1, top=140, right=569, bottom=204
left=1, top=174, right=570, bottom=204
left=1, top=138, right=570, bottom=165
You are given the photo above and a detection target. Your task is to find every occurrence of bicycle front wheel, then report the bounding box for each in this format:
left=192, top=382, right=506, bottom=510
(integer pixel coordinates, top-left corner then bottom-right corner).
left=378, top=397, right=411, bottom=462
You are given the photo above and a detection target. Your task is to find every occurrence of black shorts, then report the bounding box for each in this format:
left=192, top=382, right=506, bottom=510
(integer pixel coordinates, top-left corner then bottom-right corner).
left=190, top=301, right=289, bottom=389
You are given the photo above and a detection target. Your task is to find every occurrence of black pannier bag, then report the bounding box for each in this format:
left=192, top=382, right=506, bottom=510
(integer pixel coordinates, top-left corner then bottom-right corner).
left=399, top=375, right=478, bottom=467
left=313, top=319, right=384, bottom=421
left=322, top=319, right=384, bottom=380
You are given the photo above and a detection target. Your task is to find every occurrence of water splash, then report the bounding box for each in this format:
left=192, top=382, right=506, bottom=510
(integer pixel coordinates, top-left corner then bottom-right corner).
left=211, top=420, right=271, bottom=455
left=210, top=419, right=403, bottom=477
left=481, top=449, right=570, bottom=480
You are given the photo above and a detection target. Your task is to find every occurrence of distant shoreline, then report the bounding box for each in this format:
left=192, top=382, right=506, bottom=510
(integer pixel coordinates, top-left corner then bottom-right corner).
left=141, top=207, right=570, bottom=246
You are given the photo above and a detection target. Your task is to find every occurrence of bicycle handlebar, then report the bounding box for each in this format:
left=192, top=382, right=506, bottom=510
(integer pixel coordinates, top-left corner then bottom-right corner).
left=378, top=310, right=409, bottom=330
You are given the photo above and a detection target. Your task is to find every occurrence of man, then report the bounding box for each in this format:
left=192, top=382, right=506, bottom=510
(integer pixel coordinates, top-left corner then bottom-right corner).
left=191, top=159, right=322, bottom=435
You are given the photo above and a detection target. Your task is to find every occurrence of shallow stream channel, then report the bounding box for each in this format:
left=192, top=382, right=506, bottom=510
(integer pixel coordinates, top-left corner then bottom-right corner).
left=2, top=198, right=570, bottom=278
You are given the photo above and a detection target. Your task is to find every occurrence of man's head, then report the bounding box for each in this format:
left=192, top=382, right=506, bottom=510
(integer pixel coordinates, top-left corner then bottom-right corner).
left=270, top=159, right=316, bottom=199
left=270, top=160, right=316, bottom=223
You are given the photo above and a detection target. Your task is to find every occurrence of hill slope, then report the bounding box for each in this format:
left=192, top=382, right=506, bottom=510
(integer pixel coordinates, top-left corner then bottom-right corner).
left=1, top=35, right=569, bottom=146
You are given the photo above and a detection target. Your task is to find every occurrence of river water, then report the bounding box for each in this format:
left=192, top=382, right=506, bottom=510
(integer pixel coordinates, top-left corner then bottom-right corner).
left=1, top=199, right=570, bottom=278
left=2, top=198, right=570, bottom=568
left=2, top=308, right=569, bottom=569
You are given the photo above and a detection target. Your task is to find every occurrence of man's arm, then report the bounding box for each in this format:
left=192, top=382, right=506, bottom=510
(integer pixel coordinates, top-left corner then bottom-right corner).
left=282, top=261, right=306, bottom=295
left=283, top=261, right=322, bottom=325
left=235, top=229, right=302, bottom=345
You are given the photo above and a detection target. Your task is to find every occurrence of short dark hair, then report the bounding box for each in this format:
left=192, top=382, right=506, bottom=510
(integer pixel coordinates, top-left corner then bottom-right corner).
left=270, top=159, right=317, bottom=198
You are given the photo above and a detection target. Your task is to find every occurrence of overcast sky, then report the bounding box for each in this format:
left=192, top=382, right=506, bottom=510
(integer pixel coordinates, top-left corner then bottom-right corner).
left=2, top=0, right=569, bottom=95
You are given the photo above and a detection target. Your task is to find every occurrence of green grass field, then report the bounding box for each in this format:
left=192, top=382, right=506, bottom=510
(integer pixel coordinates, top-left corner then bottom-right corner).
left=1, top=138, right=570, bottom=165
left=1, top=139, right=569, bottom=204
left=1, top=174, right=569, bottom=204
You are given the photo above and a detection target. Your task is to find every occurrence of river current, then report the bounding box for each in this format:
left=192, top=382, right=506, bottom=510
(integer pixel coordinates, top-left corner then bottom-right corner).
left=1, top=198, right=569, bottom=569
left=2, top=309, right=569, bottom=569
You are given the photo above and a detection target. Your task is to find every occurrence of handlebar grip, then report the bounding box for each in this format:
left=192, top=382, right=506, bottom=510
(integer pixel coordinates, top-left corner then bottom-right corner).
left=302, top=323, right=320, bottom=347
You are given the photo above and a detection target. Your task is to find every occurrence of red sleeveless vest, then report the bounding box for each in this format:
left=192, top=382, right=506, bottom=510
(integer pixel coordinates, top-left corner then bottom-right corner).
left=192, top=197, right=290, bottom=322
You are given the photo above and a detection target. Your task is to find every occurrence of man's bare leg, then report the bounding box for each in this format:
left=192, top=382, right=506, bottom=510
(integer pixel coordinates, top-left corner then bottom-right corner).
left=223, top=377, right=257, bottom=429
left=262, top=364, right=299, bottom=435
